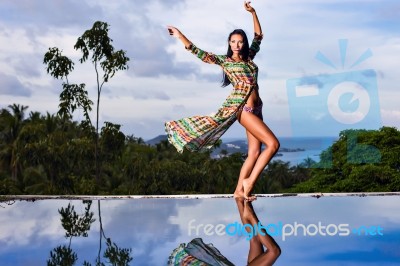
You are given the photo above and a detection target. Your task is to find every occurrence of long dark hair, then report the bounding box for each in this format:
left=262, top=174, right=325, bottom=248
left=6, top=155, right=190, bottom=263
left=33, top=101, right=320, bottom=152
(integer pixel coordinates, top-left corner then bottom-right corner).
left=222, top=29, right=250, bottom=87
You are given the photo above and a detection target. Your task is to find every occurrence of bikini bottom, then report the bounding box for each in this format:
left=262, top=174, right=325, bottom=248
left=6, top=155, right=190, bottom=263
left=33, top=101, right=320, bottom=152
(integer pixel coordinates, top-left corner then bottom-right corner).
left=242, top=100, right=263, bottom=120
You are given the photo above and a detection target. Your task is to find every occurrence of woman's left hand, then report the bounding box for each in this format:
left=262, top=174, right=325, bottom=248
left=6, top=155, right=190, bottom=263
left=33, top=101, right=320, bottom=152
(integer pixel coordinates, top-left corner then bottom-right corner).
left=244, top=1, right=255, bottom=13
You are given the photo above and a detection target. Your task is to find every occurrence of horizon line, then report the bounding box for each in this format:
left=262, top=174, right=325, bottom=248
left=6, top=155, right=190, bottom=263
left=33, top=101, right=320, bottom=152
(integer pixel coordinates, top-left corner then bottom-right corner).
left=3, top=192, right=400, bottom=201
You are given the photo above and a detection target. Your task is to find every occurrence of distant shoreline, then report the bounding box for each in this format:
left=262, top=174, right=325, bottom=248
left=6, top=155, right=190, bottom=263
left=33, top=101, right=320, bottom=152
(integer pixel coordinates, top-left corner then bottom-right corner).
left=146, top=135, right=338, bottom=165
left=220, top=135, right=338, bottom=142
left=214, top=136, right=338, bottom=165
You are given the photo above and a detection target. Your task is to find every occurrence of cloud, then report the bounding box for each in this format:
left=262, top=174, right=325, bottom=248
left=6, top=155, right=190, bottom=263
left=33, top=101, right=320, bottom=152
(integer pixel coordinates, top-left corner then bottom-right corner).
left=4, top=54, right=43, bottom=78
left=172, top=104, right=186, bottom=112
left=52, top=0, right=189, bottom=80
left=130, top=57, right=199, bottom=79
left=268, top=94, right=288, bottom=105
left=131, top=89, right=171, bottom=101
left=75, top=0, right=222, bottom=81
left=0, top=0, right=104, bottom=29
left=0, top=72, right=31, bottom=96
left=0, top=201, right=65, bottom=249
left=381, top=109, right=400, bottom=128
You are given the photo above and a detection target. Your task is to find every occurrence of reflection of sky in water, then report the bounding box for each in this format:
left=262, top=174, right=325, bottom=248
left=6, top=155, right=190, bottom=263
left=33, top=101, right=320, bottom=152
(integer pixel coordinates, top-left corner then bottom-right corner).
left=0, top=196, right=399, bottom=265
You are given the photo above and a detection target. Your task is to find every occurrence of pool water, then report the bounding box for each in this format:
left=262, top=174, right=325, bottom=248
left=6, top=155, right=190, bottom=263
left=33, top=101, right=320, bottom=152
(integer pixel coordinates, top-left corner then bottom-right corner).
left=1, top=194, right=399, bottom=265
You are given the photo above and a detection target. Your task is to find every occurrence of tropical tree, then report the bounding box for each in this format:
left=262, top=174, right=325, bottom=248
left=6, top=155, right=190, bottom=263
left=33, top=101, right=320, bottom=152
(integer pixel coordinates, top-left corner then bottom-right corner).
left=0, top=104, right=28, bottom=182
left=44, top=21, right=130, bottom=182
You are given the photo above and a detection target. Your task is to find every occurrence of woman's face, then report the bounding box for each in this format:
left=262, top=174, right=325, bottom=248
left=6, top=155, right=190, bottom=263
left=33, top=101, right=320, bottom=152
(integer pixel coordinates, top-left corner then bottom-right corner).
left=229, top=34, right=244, bottom=55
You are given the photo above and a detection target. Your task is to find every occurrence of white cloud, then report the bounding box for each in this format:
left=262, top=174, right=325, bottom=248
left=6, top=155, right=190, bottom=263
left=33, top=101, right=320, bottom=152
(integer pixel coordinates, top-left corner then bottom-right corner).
left=381, top=109, right=400, bottom=128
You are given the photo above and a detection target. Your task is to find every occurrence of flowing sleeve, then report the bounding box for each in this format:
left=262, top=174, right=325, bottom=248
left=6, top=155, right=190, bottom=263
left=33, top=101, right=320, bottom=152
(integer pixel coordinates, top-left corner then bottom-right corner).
left=249, top=33, right=263, bottom=60
left=186, top=43, right=225, bottom=65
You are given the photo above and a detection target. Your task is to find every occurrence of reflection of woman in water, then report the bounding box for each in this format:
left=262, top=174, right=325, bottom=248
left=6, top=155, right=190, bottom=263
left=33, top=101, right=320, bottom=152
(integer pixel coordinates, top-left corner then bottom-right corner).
left=235, top=198, right=281, bottom=265
left=168, top=198, right=281, bottom=265
left=165, top=1, right=280, bottom=201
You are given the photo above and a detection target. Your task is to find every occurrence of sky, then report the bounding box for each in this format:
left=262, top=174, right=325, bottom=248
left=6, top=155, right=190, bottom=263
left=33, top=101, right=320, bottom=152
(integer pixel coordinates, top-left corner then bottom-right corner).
left=0, top=0, right=399, bottom=140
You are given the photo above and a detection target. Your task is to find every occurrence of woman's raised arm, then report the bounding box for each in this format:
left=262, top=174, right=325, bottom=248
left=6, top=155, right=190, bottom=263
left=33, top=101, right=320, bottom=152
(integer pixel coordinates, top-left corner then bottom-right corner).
left=244, top=1, right=262, bottom=36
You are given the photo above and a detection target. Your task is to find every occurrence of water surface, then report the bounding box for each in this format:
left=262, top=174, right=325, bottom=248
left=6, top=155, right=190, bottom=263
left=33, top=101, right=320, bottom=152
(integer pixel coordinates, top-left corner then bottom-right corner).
left=1, top=194, right=399, bottom=265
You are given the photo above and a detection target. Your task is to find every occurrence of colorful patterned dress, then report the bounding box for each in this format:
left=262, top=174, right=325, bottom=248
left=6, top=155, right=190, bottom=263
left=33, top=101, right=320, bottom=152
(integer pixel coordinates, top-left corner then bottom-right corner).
left=165, top=33, right=263, bottom=153
left=168, top=238, right=234, bottom=266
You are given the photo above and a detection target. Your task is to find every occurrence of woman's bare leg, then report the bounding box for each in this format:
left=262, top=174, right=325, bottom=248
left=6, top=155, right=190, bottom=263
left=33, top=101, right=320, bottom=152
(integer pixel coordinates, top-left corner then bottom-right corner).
left=234, top=130, right=262, bottom=198
left=244, top=202, right=281, bottom=266
left=235, top=198, right=281, bottom=265
left=238, top=111, right=280, bottom=201
left=235, top=198, right=264, bottom=263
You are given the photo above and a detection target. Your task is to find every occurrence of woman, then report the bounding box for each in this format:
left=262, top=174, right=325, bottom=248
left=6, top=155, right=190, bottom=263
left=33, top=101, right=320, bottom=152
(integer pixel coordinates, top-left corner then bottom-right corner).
left=168, top=199, right=281, bottom=265
left=166, top=1, right=280, bottom=201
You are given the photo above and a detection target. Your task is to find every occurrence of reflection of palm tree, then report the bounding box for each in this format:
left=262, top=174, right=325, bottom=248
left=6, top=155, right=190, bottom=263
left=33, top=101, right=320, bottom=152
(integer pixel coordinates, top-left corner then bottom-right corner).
left=235, top=198, right=281, bottom=265
left=47, top=200, right=133, bottom=266
left=96, top=200, right=133, bottom=265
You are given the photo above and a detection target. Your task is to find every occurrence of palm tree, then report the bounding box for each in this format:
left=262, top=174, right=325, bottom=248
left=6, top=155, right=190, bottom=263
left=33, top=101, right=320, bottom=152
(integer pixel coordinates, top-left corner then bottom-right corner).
left=0, top=104, right=28, bottom=181
left=300, top=157, right=317, bottom=168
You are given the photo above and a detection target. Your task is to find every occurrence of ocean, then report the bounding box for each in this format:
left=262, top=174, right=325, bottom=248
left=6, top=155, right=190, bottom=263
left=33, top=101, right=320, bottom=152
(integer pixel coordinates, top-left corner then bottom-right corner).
left=271, top=136, right=337, bottom=165
left=216, top=136, right=338, bottom=166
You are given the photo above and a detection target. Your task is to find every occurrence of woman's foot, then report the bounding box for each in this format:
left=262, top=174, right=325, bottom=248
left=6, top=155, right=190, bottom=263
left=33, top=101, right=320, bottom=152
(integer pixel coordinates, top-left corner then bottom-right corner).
left=234, top=189, right=244, bottom=198
left=243, top=178, right=257, bottom=201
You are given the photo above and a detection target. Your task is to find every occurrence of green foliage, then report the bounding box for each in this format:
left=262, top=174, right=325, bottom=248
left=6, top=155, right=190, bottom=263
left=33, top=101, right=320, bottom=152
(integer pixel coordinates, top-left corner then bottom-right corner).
left=0, top=178, right=21, bottom=194
left=0, top=104, right=29, bottom=183
left=44, top=47, right=74, bottom=80
left=100, top=122, right=126, bottom=161
left=47, top=245, right=78, bottom=266
left=44, top=47, right=92, bottom=123
left=59, top=201, right=95, bottom=238
left=103, top=238, right=133, bottom=266
left=289, top=127, right=400, bottom=192
left=2, top=102, right=399, bottom=194
left=49, top=201, right=133, bottom=265
left=59, top=83, right=93, bottom=122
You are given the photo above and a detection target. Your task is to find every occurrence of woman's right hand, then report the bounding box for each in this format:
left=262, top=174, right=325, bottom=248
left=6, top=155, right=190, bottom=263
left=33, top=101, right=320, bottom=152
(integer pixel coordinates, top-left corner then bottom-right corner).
left=167, top=26, right=192, bottom=49
left=167, top=26, right=181, bottom=38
